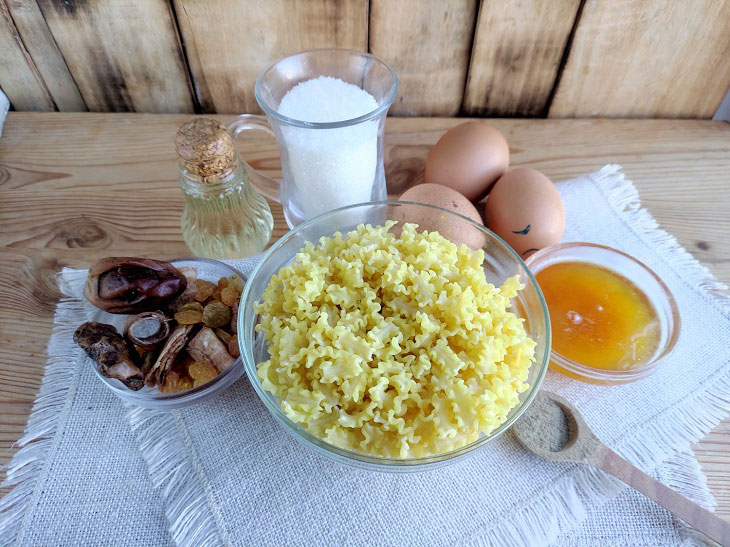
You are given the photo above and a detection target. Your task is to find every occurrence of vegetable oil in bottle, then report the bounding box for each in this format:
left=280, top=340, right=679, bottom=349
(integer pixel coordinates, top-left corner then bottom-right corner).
left=175, top=118, right=273, bottom=259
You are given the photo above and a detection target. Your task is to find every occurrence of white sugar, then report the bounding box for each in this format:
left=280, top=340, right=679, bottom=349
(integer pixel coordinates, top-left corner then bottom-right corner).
left=278, top=76, right=377, bottom=122
left=277, top=77, right=380, bottom=220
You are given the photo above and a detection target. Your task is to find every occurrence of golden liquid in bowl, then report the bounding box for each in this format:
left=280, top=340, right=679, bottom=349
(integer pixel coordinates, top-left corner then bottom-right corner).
left=536, top=262, right=660, bottom=371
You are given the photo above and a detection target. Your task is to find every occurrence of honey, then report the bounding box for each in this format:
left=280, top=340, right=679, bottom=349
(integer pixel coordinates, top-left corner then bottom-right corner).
left=536, top=262, right=660, bottom=371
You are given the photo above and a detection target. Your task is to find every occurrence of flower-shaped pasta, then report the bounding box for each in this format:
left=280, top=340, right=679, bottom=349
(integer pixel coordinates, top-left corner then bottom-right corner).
left=256, top=222, right=535, bottom=458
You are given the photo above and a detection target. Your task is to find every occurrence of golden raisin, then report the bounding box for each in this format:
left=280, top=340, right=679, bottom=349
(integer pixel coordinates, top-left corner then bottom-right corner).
left=217, top=277, right=229, bottom=290
left=228, top=336, right=240, bottom=358
left=174, top=309, right=203, bottom=325
left=194, top=280, right=216, bottom=302
left=230, top=301, right=238, bottom=333
left=220, top=286, right=240, bottom=307
left=214, top=328, right=232, bottom=345
left=229, top=275, right=244, bottom=294
left=179, top=302, right=204, bottom=313
left=158, top=371, right=178, bottom=393
left=203, top=301, right=231, bottom=328
left=172, top=353, right=194, bottom=375
left=188, top=361, right=218, bottom=387
left=178, top=377, right=194, bottom=391
left=159, top=371, right=193, bottom=394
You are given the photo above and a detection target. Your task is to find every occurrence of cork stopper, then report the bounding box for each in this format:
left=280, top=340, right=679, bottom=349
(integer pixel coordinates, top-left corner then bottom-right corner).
left=175, top=118, right=235, bottom=179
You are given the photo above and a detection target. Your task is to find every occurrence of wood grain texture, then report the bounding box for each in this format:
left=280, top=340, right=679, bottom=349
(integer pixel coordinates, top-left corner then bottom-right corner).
left=550, top=0, right=730, bottom=118
left=5, top=0, right=86, bottom=111
left=174, top=0, right=368, bottom=114
left=0, top=113, right=729, bottom=517
left=36, top=0, right=194, bottom=113
left=0, top=1, right=54, bottom=111
left=463, top=0, right=580, bottom=117
left=369, top=0, right=477, bottom=116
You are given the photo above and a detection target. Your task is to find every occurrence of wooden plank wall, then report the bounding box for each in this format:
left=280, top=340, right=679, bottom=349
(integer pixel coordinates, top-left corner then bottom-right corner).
left=174, top=0, right=368, bottom=113
left=369, top=0, right=477, bottom=116
left=0, top=1, right=55, bottom=111
left=0, top=0, right=729, bottom=118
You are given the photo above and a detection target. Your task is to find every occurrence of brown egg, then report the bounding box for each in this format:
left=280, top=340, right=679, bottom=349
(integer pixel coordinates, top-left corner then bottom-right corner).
left=484, top=168, right=565, bottom=258
left=425, top=121, right=510, bottom=202
left=395, top=183, right=486, bottom=250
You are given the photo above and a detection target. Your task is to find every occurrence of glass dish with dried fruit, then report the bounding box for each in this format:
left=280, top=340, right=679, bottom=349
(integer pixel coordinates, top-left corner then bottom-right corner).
left=76, top=257, right=245, bottom=408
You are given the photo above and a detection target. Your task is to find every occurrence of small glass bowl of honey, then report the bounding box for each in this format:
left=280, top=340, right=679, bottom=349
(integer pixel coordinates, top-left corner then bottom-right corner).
left=526, top=243, right=680, bottom=385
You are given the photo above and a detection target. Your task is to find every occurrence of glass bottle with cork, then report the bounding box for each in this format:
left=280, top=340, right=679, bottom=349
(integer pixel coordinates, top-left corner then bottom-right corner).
left=175, top=118, right=273, bottom=259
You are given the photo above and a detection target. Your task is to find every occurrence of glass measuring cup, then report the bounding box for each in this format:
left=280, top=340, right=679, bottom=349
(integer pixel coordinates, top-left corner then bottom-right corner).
left=228, top=49, right=398, bottom=228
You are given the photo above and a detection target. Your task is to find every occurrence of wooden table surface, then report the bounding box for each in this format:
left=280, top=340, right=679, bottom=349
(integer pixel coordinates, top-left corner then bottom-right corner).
left=1, top=113, right=729, bottom=516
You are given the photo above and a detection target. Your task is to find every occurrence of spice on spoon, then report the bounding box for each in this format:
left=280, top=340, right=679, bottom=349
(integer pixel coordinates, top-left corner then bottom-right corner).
left=512, top=391, right=730, bottom=545
left=513, top=391, right=599, bottom=462
left=513, top=394, right=570, bottom=453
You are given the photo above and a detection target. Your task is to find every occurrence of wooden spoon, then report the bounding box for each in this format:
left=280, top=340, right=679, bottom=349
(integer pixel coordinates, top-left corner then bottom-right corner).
left=512, top=390, right=730, bottom=545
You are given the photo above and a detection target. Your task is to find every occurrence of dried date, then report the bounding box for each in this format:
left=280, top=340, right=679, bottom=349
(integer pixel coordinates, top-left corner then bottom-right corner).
left=84, top=257, right=187, bottom=314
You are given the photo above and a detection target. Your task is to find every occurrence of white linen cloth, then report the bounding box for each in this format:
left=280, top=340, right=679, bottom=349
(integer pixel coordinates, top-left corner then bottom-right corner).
left=1, top=166, right=727, bottom=545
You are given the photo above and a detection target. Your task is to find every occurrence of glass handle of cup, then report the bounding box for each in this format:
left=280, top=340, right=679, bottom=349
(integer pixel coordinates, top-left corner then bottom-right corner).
left=227, top=114, right=282, bottom=202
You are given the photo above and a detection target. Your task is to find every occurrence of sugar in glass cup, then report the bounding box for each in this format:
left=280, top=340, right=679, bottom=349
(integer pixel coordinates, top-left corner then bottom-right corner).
left=90, top=258, right=245, bottom=409
left=238, top=201, right=551, bottom=471
left=228, top=48, right=398, bottom=228
left=526, top=243, right=680, bottom=385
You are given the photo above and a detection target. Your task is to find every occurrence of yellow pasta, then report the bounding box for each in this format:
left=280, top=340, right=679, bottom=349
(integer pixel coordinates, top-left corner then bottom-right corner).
left=255, top=222, right=536, bottom=458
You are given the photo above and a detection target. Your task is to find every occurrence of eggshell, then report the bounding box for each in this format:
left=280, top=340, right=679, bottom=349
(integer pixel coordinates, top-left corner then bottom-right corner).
left=395, top=183, right=486, bottom=250
left=484, top=168, right=565, bottom=257
left=425, top=121, right=509, bottom=201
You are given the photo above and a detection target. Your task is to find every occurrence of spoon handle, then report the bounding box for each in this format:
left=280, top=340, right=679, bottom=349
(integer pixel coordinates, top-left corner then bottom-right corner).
left=594, top=445, right=730, bottom=545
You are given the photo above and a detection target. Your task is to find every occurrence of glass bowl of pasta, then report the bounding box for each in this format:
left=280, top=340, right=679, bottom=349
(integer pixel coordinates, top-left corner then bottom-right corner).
left=239, top=201, right=550, bottom=471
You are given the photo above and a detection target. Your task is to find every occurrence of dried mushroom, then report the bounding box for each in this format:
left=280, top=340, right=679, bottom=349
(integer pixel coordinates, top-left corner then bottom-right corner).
left=74, top=322, right=144, bottom=390
left=84, top=257, right=187, bottom=314
left=187, top=327, right=235, bottom=373
left=145, top=324, right=193, bottom=386
left=123, top=311, right=170, bottom=349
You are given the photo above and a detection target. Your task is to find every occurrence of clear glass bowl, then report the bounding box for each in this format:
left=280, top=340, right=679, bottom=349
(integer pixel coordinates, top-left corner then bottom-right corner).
left=238, top=201, right=551, bottom=471
left=90, top=258, right=245, bottom=409
left=526, top=243, right=680, bottom=385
